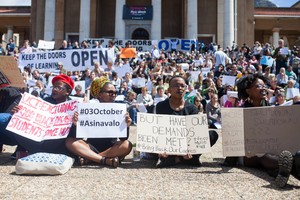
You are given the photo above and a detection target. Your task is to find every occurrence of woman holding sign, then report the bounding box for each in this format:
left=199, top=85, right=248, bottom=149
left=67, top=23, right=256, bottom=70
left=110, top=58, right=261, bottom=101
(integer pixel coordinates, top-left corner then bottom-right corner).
left=155, top=75, right=219, bottom=168
left=66, top=76, right=132, bottom=168
left=223, top=73, right=300, bottom=188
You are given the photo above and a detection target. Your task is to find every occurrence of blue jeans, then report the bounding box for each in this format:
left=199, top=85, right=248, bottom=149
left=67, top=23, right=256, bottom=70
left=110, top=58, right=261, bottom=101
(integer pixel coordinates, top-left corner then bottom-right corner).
left=0, top=113, right=18, bottom=145
left=129, top=108, right=137, bottom=124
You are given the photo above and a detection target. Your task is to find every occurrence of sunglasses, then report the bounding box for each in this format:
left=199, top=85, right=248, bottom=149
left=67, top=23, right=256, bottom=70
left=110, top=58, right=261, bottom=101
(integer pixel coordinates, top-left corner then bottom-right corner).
left=102, top=90, right=117, bottom=96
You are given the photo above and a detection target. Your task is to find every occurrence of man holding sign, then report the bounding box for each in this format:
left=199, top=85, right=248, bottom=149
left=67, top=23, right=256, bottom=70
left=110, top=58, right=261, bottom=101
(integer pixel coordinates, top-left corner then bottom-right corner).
left=66, top=76, right=132, bottom=168
left=153, top=76, right=219, bottom=168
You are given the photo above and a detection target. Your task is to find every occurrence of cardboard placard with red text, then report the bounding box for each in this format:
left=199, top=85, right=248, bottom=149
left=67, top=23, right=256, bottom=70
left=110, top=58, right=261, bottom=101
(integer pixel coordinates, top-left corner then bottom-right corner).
left=6, top=93, right=77, bottom=142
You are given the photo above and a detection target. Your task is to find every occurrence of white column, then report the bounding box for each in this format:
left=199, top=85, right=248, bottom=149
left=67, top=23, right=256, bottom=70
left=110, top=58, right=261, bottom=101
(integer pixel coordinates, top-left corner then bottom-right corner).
left=44, top=0, right=56, bottom=40
left=223, top=0, right=234, bottom=48
left=6, top=26, right=13, bottom=41
left=272, top=28, right=280, bottom=48
left=79, top=0, right=91, bottom=42
left=115, top=0, right=126, bottom=39
left=186, top=0, right=197, bottom=39
left=151, top=0, right=161, bottom=40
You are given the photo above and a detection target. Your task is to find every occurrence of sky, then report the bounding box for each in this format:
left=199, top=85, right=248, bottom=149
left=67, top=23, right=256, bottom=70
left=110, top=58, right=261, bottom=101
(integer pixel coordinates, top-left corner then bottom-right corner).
left=270, top=0, right=299, bottom=7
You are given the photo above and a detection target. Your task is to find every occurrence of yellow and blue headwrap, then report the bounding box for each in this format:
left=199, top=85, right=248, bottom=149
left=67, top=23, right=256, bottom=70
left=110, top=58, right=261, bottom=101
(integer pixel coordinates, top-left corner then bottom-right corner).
left=90, top=76, right=110, bottom=98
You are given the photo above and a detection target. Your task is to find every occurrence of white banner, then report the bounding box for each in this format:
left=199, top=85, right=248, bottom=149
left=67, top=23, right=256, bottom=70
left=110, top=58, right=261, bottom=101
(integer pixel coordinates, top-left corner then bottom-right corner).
left=37, top=40, right=55, bottom=50
left=136, top=113, right=211, bottom=155
left=86, top=38, right=202, bottom=52
left=6, top=93, right=77, bottom=142
left=18, top=48, right=115, bottom=73
left=76, top=103, right=127, bottom=138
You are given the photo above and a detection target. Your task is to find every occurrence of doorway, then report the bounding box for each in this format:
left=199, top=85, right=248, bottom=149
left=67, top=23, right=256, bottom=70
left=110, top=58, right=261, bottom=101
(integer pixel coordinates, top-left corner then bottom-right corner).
left=131, top=28, right=149, bottom=40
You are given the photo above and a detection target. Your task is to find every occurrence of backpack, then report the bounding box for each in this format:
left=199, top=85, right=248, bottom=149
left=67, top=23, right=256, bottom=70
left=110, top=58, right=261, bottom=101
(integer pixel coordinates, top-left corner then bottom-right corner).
left=0, top=86, right=22, bottom=113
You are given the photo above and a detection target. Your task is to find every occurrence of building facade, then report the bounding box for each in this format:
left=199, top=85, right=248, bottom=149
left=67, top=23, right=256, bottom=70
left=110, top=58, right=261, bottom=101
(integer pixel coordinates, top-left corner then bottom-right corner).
left=1, top=0, right=299, bottom=50
left=30, top=0, right=254, bottom=49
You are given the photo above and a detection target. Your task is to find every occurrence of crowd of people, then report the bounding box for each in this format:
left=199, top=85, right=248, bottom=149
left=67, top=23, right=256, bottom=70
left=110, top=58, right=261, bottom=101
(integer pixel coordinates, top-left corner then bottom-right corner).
left=0, top=38, right=300, bottom=188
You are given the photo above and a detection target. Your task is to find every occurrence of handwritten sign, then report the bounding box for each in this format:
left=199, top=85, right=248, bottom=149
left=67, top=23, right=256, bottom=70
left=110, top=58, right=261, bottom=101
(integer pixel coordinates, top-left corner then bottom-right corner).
left=76, top=103, right=127, bottom=138
left=136, top=113, right=211, bottom=155
left=132, top=77, right=146, bottom=87
left=6, top=93, right=77, bottom=142
left=286, top=88, right=300, bottom=99
left=114, top=63, right=132, bottom=78
left=221, top=106, right=300, bottom=157
left=37, top=40, right=55, bottom=50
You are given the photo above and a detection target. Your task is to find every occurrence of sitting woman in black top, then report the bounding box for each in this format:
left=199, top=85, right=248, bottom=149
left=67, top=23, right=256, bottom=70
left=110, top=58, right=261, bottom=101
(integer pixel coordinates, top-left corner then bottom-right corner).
left=223, top=73, right=300, bottom=188
left=155, top=75, right=219, bottom=168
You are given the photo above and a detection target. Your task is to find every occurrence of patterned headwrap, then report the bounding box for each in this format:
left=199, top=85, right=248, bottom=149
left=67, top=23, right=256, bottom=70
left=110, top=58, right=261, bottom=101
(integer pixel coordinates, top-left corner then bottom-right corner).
left=90, top=76, right=110, bottom=98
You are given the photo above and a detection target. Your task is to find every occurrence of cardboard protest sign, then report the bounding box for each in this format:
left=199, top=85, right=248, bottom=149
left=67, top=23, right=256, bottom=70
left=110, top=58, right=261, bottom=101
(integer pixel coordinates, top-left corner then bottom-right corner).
left=114, top=63, right=132, bottom=78
left=120, top=48, right=137, bottom=58
left=0, top=56, right=26, bottom=88
left=222, top=75, right=236, bottom=86
left=37, top=40, right=55, bottom=50
left=6, top=93, right=77, bottom=142
left=221, top=106, right=300, bottom=157
left=136, top=113, right=211, bottom=155
left=76, top=103, right=127, bottom=138
left=18, top=48, right=115, bottom=73
left=132, top=77, right=146, bottom=87
left=189, top=71, right=200, bottom=82
left=286, top=88, right=300, bottom=99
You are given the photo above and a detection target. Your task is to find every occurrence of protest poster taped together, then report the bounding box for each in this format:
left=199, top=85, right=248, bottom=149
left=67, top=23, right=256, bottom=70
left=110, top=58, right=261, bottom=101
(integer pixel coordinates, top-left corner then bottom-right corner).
left=18, top=48, right=115, bottom=73
left=6, top=93, right=77, bottom=142
left=221, top=106, right=300, bottom=157
left=76, top=103, right=127, bottom=138
left=136, top=113, right=211, bottom=155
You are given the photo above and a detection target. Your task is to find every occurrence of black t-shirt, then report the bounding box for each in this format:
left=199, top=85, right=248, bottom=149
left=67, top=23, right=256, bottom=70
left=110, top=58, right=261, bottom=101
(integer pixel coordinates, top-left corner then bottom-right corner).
left=156, top=98, right=198, bottom=115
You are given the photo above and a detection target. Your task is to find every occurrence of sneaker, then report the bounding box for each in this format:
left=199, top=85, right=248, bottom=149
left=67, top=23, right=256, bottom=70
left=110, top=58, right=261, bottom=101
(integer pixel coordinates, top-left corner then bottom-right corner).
left=156, top=156, right=176, bottom=168
left=275, top=150, right=293, bottom=188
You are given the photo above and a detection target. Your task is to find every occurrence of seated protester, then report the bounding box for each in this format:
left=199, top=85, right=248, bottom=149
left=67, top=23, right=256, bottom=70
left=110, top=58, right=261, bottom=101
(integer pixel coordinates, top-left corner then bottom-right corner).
left=1, top=75, right=76, bottom=156
left=274, top=92, right=286, bottom=106
left=223, top=73, right=300, bottom=188
left=72, top=84, right=86, bottom=98
left=201, top=77, right=218, bottom=100
left=136, top=87, right=154, bottom=113
left=205, top=94, right=221, bottom=128
left=155, top=75, right=218, bottom=168
left=122, top=72, right=133, bottom=90
left=286, top=65, right=298, bottom=84
left=0, top=86, right=23, bottom=154
left=118, top=81, right=130, bottom=96
left=188, top=92, right=204, bottom=113
left=65, top=77, right=132, bottom=168
left=224, top=92, right=239, bottom=108
left=276, top=67, right=288, bottom=88
left=124, top=90, right=138, bottom=125
left=111, top=71, right=122, bottom=90
left=284, top=80, right=296, bottom=100
left=266, top=75, right=282, bottom=102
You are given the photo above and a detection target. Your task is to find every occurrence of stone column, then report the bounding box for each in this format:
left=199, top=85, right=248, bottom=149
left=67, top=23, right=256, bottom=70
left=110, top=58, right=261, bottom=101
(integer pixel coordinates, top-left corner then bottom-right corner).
left=6, top=26, right=14, bottom=41
left=44, top=0, right=56, bottom=41
left=115, top=0, right=126, bottom=39
left=151, top=0, right=161, bottom=40
left=272, top=28, right=280, bottom=48
left=186, top=0, right=197, bottom=39
left=79, top=0, right=91, bottom=42
left=223, top=0, right=234, bottom=48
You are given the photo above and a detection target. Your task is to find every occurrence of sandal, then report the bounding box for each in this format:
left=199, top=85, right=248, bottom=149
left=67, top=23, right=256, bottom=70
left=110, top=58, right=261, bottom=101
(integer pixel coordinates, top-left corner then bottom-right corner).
left=100, top=157, right=119, bottom=168
left=78, top=156, right=91, bottom=166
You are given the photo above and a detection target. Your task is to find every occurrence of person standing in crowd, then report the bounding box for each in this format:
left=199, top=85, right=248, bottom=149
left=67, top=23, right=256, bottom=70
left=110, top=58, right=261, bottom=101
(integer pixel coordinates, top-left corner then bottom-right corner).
left=32, top=70, right=47, bottom=86
left=213, top=47, right=231, bottom=72
left=65, top=76, right=132, bottom=168
left=20, top=40, right=33, bottom=54
left=223, top=73, right=300, bottom=188
left=154, top=76, right=218, bottom=168
left=6, top=38, right=15, bottom=56
left=273, top=39, right=289, bottom=75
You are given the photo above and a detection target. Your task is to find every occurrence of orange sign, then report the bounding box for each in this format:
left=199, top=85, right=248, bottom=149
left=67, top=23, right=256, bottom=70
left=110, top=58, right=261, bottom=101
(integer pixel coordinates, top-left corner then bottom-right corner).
left=120, top=48, right=137, bottom=59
